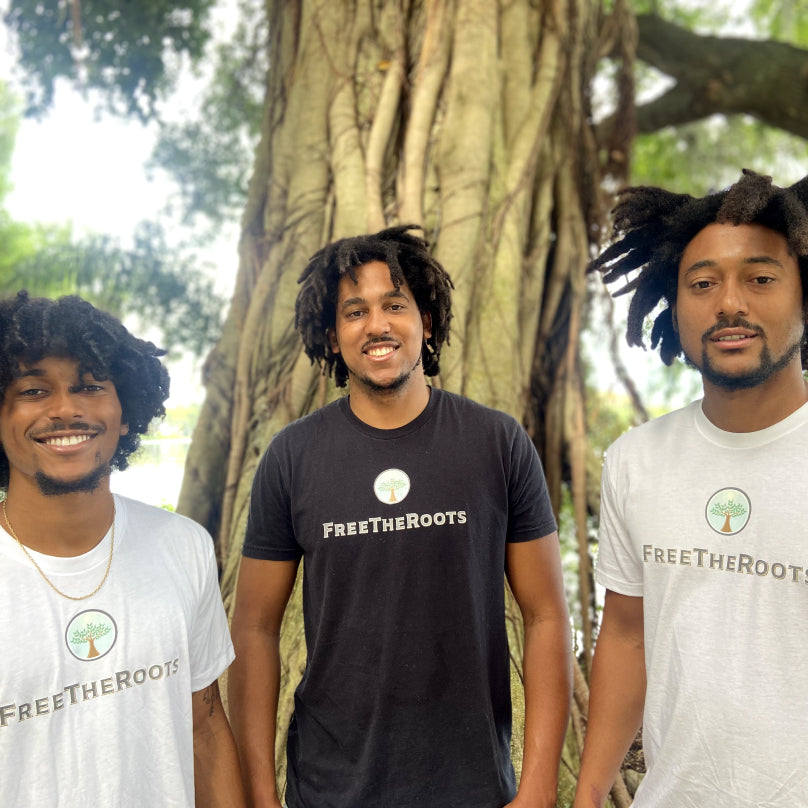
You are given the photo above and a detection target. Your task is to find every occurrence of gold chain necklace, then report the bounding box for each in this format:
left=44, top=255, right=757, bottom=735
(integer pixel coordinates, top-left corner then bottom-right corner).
left=2, top=500, right=115, bottom=601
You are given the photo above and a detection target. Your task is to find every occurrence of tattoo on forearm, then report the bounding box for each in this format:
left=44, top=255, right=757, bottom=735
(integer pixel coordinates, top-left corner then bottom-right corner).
left=201, top=683, right=221, bottom=718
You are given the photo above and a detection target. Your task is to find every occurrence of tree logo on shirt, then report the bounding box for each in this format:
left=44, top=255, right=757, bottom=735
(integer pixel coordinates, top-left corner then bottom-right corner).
left=373, top=468, right=411, bottom=504
left=65, top=610, right=117, bottom=661
left=705, top=488, right=751, bottom=535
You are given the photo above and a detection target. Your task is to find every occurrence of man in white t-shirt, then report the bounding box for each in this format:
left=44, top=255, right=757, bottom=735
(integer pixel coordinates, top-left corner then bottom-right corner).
left=573, top=170, right=808, bottom=808
left=0, top=291, right=246, bottom=807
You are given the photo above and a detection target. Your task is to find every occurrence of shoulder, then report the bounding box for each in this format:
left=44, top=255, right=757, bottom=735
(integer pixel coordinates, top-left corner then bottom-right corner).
left=114, top=494, right=214, bottom=555
left=605, top=401, right=699, bottom=463
left=269, top=397, right=346, bottom=447
left=433, top=388, right=521, bottom=431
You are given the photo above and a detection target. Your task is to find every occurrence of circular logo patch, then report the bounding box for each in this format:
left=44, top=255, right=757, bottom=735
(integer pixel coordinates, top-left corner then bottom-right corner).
left=65, top=609, right=117, bottom=661
left=373, top=468, right=411, bottom=505
left=705, top=487, right=751, bottom=536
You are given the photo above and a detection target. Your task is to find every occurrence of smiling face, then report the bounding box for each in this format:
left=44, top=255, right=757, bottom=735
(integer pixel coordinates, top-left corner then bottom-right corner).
left=0, top=356, right=129, bottom=497
left=329, top=260, right=432, bottom=399
left=674, top=222, right=806, bottom=393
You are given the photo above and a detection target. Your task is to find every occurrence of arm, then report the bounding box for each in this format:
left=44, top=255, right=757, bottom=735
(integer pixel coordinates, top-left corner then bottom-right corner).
left=192, top=679, right=247, bottom=807
left=505, top=532, right=573, bottom=808
left=573, top=590, right=645, bottom=808
left=228, top=556, right=300, bottom=808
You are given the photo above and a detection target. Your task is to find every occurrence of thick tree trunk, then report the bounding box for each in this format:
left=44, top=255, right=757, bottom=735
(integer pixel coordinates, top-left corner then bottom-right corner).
left=179, top=0, right=633, bottom=801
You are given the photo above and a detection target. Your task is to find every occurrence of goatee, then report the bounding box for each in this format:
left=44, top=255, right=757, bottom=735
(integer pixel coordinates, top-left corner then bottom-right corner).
left=35, top=465, right=109, bottom=496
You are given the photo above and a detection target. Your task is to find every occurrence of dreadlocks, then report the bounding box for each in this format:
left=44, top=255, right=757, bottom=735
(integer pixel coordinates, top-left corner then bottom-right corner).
left=295, top=225, right=454, bottom=387
left=589, top=169, right=808, bottom=368
left=0, top=291, right=170, bottom=487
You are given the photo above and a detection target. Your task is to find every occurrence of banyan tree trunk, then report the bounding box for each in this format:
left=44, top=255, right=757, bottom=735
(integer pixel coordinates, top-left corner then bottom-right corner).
left=178, top=0, right=636, bottom=802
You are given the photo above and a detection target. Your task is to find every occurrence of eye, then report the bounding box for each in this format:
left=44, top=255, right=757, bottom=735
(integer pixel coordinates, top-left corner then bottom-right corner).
left=19, top=386, right=46, bottom=397
left=752, top=275, right=775, bottom=285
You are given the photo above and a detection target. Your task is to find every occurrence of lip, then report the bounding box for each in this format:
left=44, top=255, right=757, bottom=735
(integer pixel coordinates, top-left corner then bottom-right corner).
left=707, top=328, right=759, bottom=349
left=363, top=341, right=399, bottom=361
left=33, top=432, right=98, bottom=451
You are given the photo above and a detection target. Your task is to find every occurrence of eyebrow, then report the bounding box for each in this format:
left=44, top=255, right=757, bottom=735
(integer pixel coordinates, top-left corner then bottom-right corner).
left=339, top=287, right=409, bottom=310
left=682, top=255, right=785, bottom=276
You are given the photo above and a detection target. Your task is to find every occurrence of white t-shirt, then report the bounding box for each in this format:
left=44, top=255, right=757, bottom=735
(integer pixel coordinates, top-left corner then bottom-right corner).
left=597, top=400, right=808, bottom=808
left=0, top=494, right=234, bottom=807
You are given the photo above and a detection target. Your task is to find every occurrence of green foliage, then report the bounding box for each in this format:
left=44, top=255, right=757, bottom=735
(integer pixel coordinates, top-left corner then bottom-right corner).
left=164, top=402, right=202, bottom=437
left=0, top=83, right=21, bottom=203
left=5, top=220, right=224, bottom=357
left=5, top=0, right=215, bottom=120
left=748, top=0, right=808, bottom=43
left=632, top=116, right=808, bottom=194
left=149, top=0, right=266, bottom=233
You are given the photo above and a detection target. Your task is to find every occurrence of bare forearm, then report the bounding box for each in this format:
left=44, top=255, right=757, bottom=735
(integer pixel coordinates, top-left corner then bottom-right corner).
left=228, top=630, right=283, bottom=808
left=193, top=682, right=247, bottom=808
left=573, top=633, right=645, bottom=808
left=514, top=616, right=573, bottom=806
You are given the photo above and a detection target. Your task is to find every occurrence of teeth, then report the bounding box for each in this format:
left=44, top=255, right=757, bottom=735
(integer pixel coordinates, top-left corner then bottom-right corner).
left=44, top=435, right=90, bottom=446
left=368, top=346, right=394, bottom=356
left=717, top=335, right=748, bottom=342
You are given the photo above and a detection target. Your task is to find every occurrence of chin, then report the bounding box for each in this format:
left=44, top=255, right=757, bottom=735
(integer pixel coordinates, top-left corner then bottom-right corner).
left=35, top=467, right=110, bottom=497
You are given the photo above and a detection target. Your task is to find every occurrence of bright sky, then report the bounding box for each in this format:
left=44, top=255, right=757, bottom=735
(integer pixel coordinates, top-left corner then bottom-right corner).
left=0, top=4, right=243, bottom=411
left=7, top=92, right=170, bottom=238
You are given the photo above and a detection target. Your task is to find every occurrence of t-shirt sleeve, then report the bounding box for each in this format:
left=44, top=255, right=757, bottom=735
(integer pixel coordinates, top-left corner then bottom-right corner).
left=507, top=423, right=558, bottom=543
left=242, top=438, right=303, bottom=561
left=594, top=445, right=644, bottom=596
left=189, top=528, right=236, bottom=691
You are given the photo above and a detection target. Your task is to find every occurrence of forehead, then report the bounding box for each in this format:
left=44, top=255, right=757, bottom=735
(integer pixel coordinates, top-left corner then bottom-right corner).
left=679, top=222, right=795, bottom=276
left=337, top=260, right=411, bottom=301
left=12, top=356, right=100, bottom=380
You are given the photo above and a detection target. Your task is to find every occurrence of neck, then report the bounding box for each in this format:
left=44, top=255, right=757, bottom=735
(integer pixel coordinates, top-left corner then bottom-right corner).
left=4, top=477, right=116, bottom=557
left=701, top=365, right=808, bottom=432
left=347, top=379, right=432, bottom=429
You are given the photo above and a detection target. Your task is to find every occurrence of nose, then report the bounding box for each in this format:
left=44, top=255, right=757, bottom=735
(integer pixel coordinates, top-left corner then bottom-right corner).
left=365, top=306, right=391, bottom=336
left=716, top=277, right=748, bottom=319
left=48, top=388, right=84, bottom=421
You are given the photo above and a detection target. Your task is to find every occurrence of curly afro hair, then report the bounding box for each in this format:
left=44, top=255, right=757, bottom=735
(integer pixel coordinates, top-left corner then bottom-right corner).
left=589, top=169, right=808, bottom=368
left=295, top=225, right=454, bottom=387
left=0, top=291, right=170, bottom=487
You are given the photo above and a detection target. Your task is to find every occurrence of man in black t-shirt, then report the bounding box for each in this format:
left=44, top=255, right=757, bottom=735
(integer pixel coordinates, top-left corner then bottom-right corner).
left=228, top=226, right=572, bottom=808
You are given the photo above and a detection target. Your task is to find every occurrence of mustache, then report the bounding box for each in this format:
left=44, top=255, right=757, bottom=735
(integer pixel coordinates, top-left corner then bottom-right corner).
left=30, top=422, right=102, bottom=439
left=702, top=317, right=765, bottom=342
left=361, top=337, right=398, bottom=351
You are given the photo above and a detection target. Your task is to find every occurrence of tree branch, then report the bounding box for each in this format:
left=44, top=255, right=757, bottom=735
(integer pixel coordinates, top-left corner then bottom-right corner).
left=600, top=13, right=808, bottom=140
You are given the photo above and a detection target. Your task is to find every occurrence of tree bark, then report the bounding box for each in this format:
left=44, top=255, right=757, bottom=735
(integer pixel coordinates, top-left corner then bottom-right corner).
left=179, top=0, right=635, bottom=801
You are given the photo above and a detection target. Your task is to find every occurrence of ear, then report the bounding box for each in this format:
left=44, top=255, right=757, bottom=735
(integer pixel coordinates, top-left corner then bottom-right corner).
left=327, top=327, right=340, bottom=355
left=421, top=311, right=432, bottom=340
left=671, top=304, right=679, bottom=334
left=120, top=422, right=129, bottom=437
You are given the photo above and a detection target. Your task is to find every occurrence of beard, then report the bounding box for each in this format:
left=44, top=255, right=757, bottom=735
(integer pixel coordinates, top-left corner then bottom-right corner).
left=347, top=353, right=424, bottom=395
left=684, top=318, right=805, bottom=392
left=35, top=464, right=109, bottom=496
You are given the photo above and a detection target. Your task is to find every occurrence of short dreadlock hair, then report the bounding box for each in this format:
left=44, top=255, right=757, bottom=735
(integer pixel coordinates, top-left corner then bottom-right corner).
left=589, top=169, right=808, bottom=368
left=295, top=225, right=454, bottom=388
left=0, top=291, right=170, bottom=487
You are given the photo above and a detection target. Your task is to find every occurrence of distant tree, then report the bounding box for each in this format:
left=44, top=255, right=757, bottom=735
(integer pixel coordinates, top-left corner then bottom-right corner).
left=0, top=78, right=223, bottom=356
left=5, top=0, right=215, bottom=120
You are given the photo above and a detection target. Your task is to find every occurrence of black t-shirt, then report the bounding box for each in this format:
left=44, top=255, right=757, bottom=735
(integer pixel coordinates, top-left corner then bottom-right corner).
left=244, top=388, right=557, bottom=808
